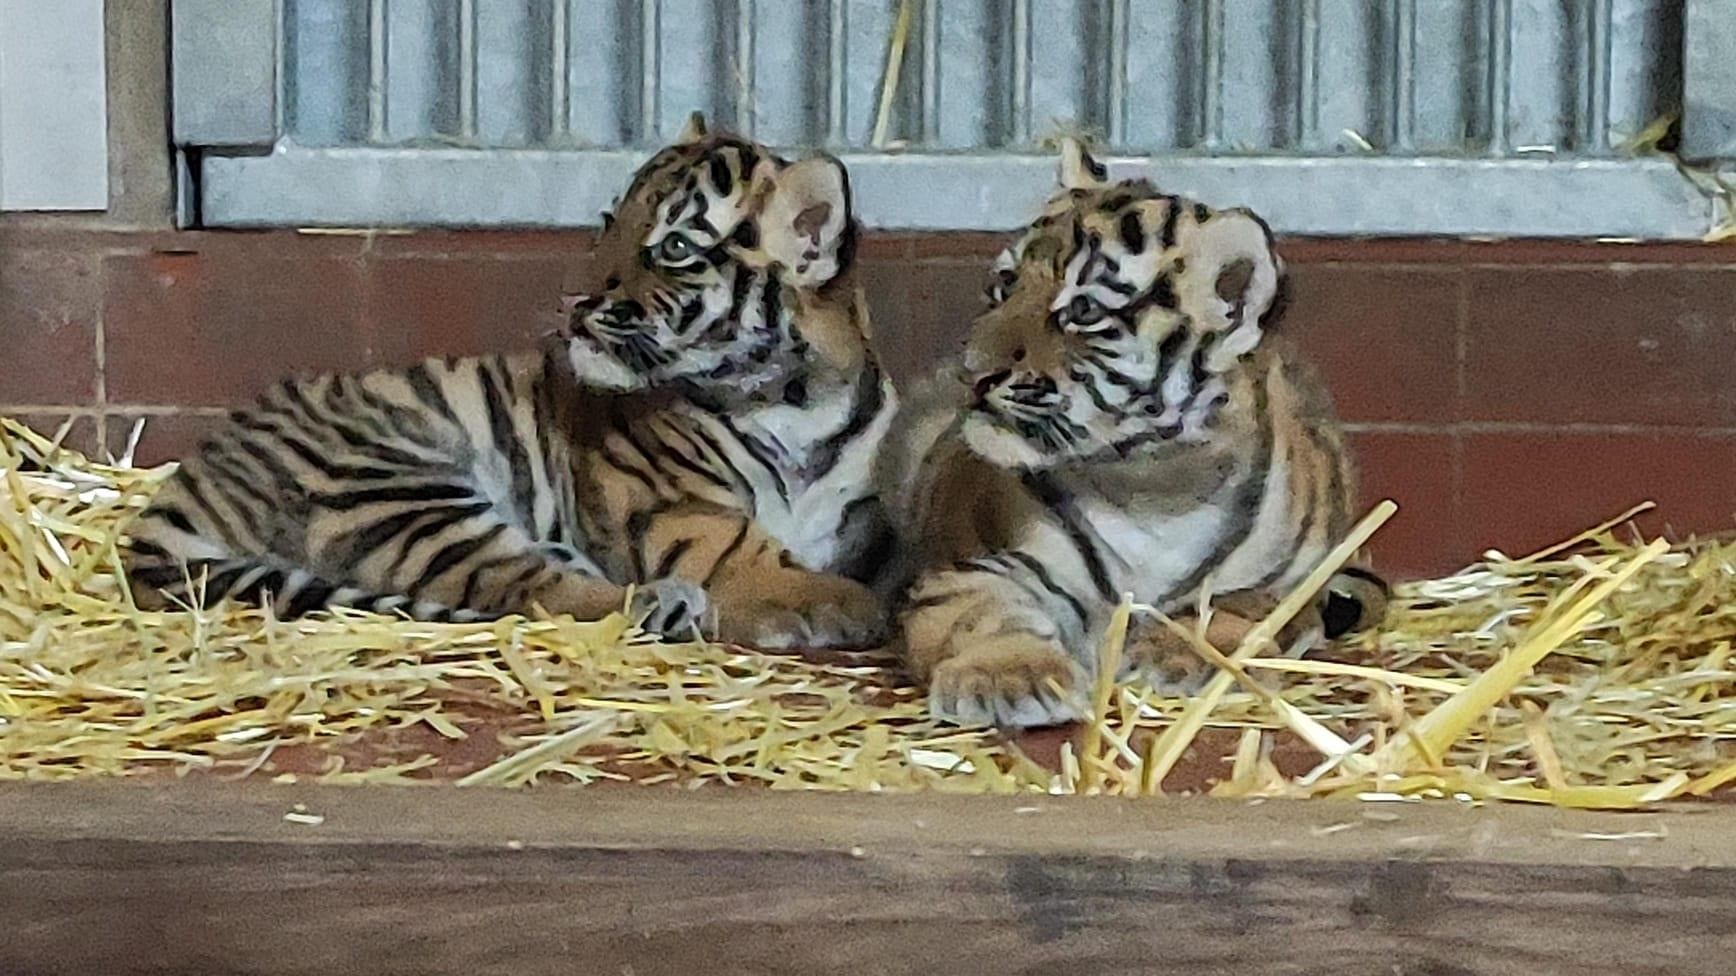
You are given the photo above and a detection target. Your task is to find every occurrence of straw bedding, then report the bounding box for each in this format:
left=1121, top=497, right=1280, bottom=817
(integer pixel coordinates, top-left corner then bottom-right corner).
left=1, top=418, right=1731, bottom=807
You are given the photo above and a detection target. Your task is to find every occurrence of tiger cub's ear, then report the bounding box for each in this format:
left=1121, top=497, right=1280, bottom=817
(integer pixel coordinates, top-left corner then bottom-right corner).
left=1058, top=136, right=1108, bottom=190
left=756, top=155, right=854, bottom=290
left=1178, top=209, right=1282, bottom=370
left=677, top=111, right=709, bottom=144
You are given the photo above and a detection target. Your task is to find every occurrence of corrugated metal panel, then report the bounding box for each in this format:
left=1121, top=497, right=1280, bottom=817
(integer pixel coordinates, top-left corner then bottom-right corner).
left=177, top=0, right=1719, bottom=236
left=273, top=0, right=1681, bottom=155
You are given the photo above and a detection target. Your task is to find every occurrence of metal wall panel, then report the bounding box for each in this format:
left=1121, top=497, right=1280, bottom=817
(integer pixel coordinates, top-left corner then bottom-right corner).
left=176, top=0, right=1720, bottom=236
left=0, top=0, right=109, bottom=210
left=270, top=0, right=1682, bottom=154
left=1683, top=0, right=1736, bottom=159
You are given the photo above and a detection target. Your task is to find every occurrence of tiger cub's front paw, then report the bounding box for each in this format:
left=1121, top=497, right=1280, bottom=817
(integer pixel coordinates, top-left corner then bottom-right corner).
left=1122, top=619, right=1216, bottom=697
left=718, top=575, right=888, bottom=650
left=928, top=636, right=1083, bottom=729
left=629, top=578, right=710, bottom=640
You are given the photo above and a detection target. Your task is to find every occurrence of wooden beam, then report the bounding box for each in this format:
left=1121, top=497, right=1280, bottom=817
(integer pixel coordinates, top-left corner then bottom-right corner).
left=2, top=782, right=1734, bottom=975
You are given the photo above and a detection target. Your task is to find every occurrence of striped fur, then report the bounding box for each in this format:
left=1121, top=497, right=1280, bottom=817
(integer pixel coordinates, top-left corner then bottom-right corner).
left=880, top=140, right=1388, bottom=728
left=125, top=119, right=896, bottom=649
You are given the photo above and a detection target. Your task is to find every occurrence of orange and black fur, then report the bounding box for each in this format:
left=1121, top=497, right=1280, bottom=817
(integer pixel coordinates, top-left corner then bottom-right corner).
left=125, top=116, right=895, bottom=649
left=880, top=140, right=1387, bottom=727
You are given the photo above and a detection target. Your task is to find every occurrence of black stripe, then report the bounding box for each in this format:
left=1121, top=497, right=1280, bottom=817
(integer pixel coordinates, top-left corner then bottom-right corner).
left=284, top=579, right=337, bottom=618
left=1071, top=367, right=1119, bottom=414
left=684, top=424, right=751, bottom=494
left=232, top=567, right=288, bottom=603
left=1099, top=275, right=1138, bottom=297
left=725, top=266, right=754, bottom=325
left=199, top=562, right=249, bottom=603
left=1005, top=550, right=1090, bottom=626
left=1169, top=381, right=1275, bottom=600
left=759, top=276, right=783, bottom=332
left=805, top=366, right=887, bottom=481
left=479, top=360, right=535, bottom=524
left=1019, top=471, right=1116, bottom=602
left=410, top=522, right=509, bottom=595
left=722, top=422, right=789, bottom=502
left=1189, top=336, right=1212, bottom=389
left=353, top=380, right=421, bottom=436
left=675, top=296, right=705, bottom=334
left=230, top=430, right=302, bottom=496
left=598, top=439, right=662, bottom=493
left=1337, top=565, right=1389, bottom=590
left=406, top=362, right=460, bottom=425
left=124, top=539, right=171, bottom=560
left=701, top=517, right=751, bottom=586
left=653, top=430, right=733, bottom=489
left=202, top=466, right=270, bottom=542
left=1154, top=328, right=1189, bottom=391
left=461, top=553, right=531, bottom=609
left=707, top=152, right=734, bottom=196
left=344, top=501, right=489, bottom=564
left=625, top=511, right=653, bottom=580
left=386, top=504, right=495, bottom=578
left=175, top=471, right=247, bottom=545
left=155, top=505, right=197, bottom=535
left=204, top=452, right=275, bottom=513
left=1074, top=234, right=1099, bottom=287
left=651, top=537, right=695, bottom=579
left=255, top=417, right=402, bottom=481
left=1159, top=197, right=1181, bottom=247
left=501, top=560, right=551, bottom=605
left=313, top=482, right=475, bottom=510
left=325, top=378, right=392, bottom=442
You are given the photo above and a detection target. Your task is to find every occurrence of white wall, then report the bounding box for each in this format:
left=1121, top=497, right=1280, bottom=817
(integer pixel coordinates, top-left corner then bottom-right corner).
left=0, top=0, right=109, bottom=211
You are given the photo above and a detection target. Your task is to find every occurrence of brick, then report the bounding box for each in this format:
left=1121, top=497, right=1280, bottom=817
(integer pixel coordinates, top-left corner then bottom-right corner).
left=853, top=234, right=913, bottom=260
left=859, top=259, right=922, bottom=385
left=0, top=248, right=100, bottom=405
left=1462, top=430, right=1736, bottom=559
left=11, top=413, right=105, bottom=459
left=1280, top=238, right=1476, bottom=265
left=1463, top=268, right=1736, bottom=427
left=910, top=232, right=1012, bottom=260
left=1347, top=431, right=1464, bottom=579
left=900, top=260, right=989, bottom=372
left=105, top=249, right=369, bottom=407
left=107, top=412, right=227, bottom=467
left=150, top=229, right=371, bottom=260
left=1285, top=266, right=1462, bottom=424
left=367, top=229, right=594, bottom=258
left=365, top=256, right=573, bottom=365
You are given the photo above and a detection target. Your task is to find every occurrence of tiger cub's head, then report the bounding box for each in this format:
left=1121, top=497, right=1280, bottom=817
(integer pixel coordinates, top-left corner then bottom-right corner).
left=557, top=114, right=865, bottom=398
left=961, top=139, right=1284, bottom=470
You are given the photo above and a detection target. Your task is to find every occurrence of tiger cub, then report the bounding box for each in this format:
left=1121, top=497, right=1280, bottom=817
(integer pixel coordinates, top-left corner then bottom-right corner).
left=880, top=140, right=1387, bottom=727
left=125, top=115, right=896, bottom=650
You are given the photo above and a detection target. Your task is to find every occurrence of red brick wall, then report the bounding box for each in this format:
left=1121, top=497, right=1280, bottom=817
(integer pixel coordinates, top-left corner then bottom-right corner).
left=5, top=226, right=1734, bottom=578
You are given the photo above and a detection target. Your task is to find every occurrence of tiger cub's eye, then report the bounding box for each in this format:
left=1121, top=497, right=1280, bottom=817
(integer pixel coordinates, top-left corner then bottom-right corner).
left=656, top=234, right=698, bottom=264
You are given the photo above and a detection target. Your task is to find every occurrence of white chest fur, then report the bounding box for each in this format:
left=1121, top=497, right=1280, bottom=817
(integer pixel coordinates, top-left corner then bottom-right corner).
left=1074, top=498, right=1233, bottom=604
left=724, top=379, right=896, bottom=573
